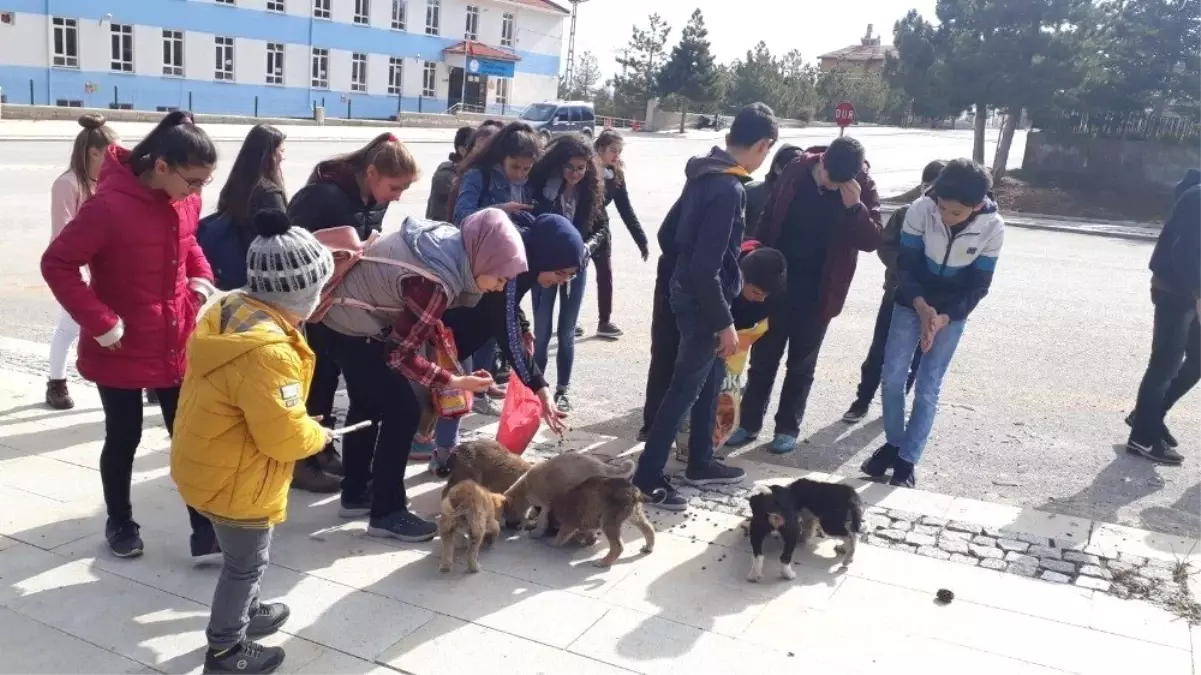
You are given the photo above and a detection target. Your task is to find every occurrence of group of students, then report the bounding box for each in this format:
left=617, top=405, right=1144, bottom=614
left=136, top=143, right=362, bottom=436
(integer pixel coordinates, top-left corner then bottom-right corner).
left=632, top=103, right=1006, bottom=509
left=37, top=110, right=648, bottom=673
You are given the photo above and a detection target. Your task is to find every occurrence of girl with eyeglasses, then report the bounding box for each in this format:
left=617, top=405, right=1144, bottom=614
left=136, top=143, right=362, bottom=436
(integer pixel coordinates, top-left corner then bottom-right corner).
left=41, top=110, right=220, bottom=561
left=527, top=134, right=607, bottom=413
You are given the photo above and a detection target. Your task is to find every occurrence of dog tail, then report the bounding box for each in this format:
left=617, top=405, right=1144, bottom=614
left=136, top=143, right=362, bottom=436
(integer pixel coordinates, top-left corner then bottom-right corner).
left=604, top=458, right=637, bottom=478
left=750, top=484, right=772, bottom=496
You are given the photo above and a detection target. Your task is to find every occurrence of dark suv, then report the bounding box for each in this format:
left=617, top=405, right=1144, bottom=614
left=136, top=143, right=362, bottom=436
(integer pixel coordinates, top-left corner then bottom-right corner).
left=519, top=101, right=597, bottom=138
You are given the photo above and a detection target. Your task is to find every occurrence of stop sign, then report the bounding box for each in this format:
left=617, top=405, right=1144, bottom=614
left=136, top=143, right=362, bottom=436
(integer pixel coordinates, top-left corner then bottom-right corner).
left=835, top=101, right=856, bottom=127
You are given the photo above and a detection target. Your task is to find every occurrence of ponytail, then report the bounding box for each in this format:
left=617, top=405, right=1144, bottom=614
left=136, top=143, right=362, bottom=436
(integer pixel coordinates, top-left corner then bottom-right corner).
left=309, top=132, right=418, bottom=184
left=126, top=110, right=217, bottom=176
left=69, top=113, right=119, bottom=199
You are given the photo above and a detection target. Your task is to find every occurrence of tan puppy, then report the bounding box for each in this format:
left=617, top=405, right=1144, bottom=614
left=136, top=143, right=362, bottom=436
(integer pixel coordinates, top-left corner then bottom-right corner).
left=503, top=452, right=635, bottom=538
left=438, top=480, right=506, bottom=574
left=550, top=476, right=655, bottom=567
left=444, top=440, right=532, bottom=528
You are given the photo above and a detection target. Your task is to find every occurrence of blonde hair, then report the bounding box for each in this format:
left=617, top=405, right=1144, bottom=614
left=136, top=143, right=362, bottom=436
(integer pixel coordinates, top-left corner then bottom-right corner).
left=69, top=114, right=118, bottom=199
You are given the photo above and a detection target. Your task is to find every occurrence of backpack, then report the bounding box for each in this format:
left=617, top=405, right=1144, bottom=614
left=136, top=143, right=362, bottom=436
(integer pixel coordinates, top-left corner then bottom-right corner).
left=196, top=212, right=249, bottom=291
left=309, top=226, right=445, bottom=324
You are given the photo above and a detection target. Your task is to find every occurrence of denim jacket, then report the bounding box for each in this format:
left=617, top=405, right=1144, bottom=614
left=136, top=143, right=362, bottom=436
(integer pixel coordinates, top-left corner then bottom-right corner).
left=452, top=165, right=530, bottom=225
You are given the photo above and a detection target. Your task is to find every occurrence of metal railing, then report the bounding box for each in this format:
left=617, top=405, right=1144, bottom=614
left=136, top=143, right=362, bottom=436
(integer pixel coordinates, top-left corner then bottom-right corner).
left=598, top=115, right=645, bottom=132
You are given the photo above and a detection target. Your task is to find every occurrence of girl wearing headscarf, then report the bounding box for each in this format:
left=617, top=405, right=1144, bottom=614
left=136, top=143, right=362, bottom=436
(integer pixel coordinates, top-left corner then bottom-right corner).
left=429, top=212, right=585, bottom=472
left=308, top=208, right=527, bottom=541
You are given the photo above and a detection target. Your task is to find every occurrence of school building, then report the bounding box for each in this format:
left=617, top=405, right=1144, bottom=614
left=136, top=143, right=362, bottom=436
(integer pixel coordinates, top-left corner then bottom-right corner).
left=0, top=0, right=567, bottom=119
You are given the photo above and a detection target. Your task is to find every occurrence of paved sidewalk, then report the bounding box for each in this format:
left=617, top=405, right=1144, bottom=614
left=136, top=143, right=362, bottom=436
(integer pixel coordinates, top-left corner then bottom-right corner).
left=1, top=360, right=1198, bottom=674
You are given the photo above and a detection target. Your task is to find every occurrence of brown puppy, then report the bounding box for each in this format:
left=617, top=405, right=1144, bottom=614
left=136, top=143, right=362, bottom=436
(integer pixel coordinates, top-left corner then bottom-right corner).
left=444, top=439, right=531, bottom=495
left=438, top=480, right=506, bottom=574
left=550, top=476, right=655, bottom=567
left=504, top=453, right=636, bottom=538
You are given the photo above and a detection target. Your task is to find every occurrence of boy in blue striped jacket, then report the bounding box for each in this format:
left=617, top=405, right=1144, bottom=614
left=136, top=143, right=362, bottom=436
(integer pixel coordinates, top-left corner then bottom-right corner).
left=860, top=159, right=1004, bottom=488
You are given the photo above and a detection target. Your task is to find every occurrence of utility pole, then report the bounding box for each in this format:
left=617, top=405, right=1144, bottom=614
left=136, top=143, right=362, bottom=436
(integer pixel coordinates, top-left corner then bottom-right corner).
left=563, top=0, right=591, bottom=88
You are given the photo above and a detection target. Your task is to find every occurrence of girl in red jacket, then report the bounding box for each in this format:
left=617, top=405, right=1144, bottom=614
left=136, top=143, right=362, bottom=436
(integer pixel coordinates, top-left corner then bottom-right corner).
left=41, top=111, right=219, bottom=560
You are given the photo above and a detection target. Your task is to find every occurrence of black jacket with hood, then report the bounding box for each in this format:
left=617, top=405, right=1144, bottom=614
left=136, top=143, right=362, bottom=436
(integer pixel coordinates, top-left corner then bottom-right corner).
left=657, top=146, right=753, bottom=333
left=288, top=160, right=388, bottom=238
left=1150, top=175, right=1201, bottom=300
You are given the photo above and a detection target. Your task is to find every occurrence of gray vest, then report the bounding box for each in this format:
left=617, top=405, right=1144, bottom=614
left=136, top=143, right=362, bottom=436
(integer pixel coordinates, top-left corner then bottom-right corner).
left=320, top=230, right=448, bottom=339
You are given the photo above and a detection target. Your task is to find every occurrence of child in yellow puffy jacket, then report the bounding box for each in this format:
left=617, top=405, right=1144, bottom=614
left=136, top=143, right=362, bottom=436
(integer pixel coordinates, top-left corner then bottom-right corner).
left=171, top=210, right=334, bottom=675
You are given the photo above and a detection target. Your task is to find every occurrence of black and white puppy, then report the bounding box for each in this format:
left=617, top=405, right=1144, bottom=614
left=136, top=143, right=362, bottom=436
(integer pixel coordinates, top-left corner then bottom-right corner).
left=746, top=479, right=863, bottom=582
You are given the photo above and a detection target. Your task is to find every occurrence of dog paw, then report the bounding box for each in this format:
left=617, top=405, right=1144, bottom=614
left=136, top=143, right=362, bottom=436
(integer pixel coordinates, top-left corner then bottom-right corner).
left=780, top=564, right=797, bottom=581
left=592, top=559, right=614, bottom=568
left=438, top=565, right=451, bottom=574
left=747, top=572, right=762, bottom=583
left=467, top=564, right=480, bottom=574
left=640, top=545, right=653, bottom=554
left=834, top=544, right=846, bottom=555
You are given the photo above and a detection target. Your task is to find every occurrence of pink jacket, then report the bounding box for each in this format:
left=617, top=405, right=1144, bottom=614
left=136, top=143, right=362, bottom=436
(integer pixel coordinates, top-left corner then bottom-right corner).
left=41, top=145, right=215, bottom=389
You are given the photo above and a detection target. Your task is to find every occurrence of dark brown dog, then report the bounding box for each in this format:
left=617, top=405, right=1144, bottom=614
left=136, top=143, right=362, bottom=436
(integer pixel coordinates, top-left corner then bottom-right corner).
left=549, top=476, right=655, bottom=567
left=444, top=440, right=531, bottom=526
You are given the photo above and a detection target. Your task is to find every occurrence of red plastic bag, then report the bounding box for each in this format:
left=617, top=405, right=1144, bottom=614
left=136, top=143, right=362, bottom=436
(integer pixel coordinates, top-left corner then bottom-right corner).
left=496, top=375, right=542, bottom=454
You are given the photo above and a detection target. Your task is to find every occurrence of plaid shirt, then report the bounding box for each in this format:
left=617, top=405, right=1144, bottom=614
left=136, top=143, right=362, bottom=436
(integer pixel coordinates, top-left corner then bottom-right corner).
left=385, top=276, right=453, bottom=389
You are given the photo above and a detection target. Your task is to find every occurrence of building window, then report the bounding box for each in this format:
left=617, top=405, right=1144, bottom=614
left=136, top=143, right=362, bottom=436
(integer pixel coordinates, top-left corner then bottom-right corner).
left=464, top=5, right=479, bottom=41
left=267, top=0, right=285, bottom=12
left=424, top=0, right=440, bottom=35
left=351, top=53, right=368, bottom=92
left=495, top=78, right=510, bottom=106
left=162, top=30, right=184, bottom=77
left=215, top=36, right=235, bottom=81
left=215, top=0, right=235, bottom=4
left=354, top=0, right=370, bottom=25
left=266, top=42, right=285, bottom=85
left=313, top=0, right=331, bottom=19
left=388, top=57, right=404, bottom=95
left=52, top=17, right=79, bottom=68
left=311, top=48, right=329, bottom=88
left=110, top=23, right=134, bottom=73
left=500, top=12, right=515, bottom=47
left=422, top=60, right=437, bottom=97
left=391, top=0, right=406, bottom=30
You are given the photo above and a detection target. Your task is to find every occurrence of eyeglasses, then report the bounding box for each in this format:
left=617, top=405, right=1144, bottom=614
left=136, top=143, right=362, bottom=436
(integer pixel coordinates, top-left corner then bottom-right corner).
left=174, top=169, right=213, bottom=189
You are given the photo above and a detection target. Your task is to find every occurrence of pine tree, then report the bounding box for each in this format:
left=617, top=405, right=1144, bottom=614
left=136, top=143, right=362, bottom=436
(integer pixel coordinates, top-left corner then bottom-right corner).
left=657, top=9, right=721, bottom=126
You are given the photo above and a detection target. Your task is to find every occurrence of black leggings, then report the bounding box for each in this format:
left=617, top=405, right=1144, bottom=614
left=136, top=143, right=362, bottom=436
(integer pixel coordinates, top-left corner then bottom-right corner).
left=314, top=323, right=421, bottom=518
left=593, top=247, right=614, bottom=324
left=304, top=320, right=341, bottom=467
left=96, top=385, right=212, bottom=535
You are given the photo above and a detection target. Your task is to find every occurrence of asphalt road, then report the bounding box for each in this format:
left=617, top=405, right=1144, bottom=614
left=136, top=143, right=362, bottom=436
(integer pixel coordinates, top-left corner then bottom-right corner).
left=2, top=124, right=1197, bottom=538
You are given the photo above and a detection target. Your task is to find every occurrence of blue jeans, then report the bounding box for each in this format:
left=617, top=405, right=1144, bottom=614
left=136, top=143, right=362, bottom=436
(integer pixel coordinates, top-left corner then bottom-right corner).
left=634, top=287, right=724, bottom=487
left=532, top=267, right=587, bottom=390
left=881, top=303, right=966, bottom=465
left=472, top=339, right=497, bottom=377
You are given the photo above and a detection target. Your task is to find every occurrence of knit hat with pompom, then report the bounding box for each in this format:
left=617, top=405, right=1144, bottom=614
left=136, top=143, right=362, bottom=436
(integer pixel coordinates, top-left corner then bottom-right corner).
left=244, top=209, right=334, bottom=320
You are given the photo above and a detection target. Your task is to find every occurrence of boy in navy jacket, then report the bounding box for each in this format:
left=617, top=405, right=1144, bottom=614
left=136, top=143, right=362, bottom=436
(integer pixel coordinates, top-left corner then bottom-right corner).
left=862, top=159, right=1004, bottom=487
left=633, top=103, right=778, bottom=510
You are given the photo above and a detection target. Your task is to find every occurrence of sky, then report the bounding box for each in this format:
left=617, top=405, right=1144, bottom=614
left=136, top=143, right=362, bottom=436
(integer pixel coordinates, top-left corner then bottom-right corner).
left=565, top=0, right=938, bottom=77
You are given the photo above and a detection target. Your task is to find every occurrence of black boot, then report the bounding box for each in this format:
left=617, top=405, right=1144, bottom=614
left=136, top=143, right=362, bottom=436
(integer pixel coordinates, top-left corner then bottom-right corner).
left=860, top=443, right=898, bottom=479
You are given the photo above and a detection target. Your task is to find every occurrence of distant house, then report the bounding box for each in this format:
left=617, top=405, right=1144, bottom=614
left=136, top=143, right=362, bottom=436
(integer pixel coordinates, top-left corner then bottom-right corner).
left=817, top=24, right=896, bottom=77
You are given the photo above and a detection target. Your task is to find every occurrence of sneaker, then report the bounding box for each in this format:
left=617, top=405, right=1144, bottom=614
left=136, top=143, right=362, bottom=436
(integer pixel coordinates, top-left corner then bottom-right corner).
left=428, top=450, right=453, bottom=478
left=246, top=602, right=291, bottom=638
left=203, top=641, right=285, bottom=675
left=144, top=389, right=159, bottom=405
left=682, top=460, right=746, bottom=486
left=1126, top=438, right=1185, bottom=466
left=554, top=389, right=573, bottom=414
left=105, top=519, right=144, bottom=559
left=290, top=460, right=341, bottom=494
left=724, top=427, right=758, bottom=447
left=338, top=493, right=371, bottom=519
left=45, top=379, right=74, bottom=410
left=190, top=528, right=222, bottom=566
left=1125, top=411, right=1179, bottom=449
left=366, top=510, right=438, bottom=542
left=768, top=434, right=798, bottom=455
left=597, top=321, right=624, bottom=339
left=860, top=443, right=899, bottom=480
left=889, top=458, right=917, bottom=488
left=842, top=401, right=869, bottom=424
left=637, top=478, right=688, bottom=512
left=410, top=436, right=435, bottom=462
left=315, top=447, right=345, bottom=477
left=574, top=325, right=585, bottom=338
left=472, top=396, right=500, bottom=416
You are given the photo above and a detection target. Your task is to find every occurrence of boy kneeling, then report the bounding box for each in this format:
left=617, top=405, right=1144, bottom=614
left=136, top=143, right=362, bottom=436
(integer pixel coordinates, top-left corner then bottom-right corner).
left=172, top=210, right=335, bottom=674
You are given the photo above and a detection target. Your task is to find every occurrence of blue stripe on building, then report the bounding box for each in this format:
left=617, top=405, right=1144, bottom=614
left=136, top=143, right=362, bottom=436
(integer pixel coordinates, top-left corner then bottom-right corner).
left=0, top=64, right=524, bottom=118
left=5, top=0, right=559, bottom=74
